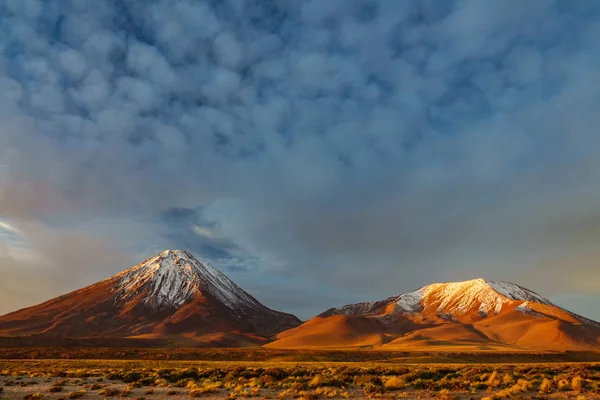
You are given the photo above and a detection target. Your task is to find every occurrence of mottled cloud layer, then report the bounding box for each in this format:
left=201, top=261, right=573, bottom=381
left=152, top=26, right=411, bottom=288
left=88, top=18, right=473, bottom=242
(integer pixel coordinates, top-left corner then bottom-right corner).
left=1, top=0, right=600, bottom=320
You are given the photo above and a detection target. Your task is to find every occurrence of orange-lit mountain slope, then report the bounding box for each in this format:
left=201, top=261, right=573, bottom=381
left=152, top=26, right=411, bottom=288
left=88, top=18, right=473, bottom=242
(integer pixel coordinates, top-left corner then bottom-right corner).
left=266, top=278, right=600, bottom=351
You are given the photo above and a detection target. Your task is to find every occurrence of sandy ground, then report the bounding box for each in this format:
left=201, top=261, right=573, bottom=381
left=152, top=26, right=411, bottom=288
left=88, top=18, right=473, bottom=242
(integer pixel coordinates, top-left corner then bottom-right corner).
left=1, top=375, right=599, bottom=399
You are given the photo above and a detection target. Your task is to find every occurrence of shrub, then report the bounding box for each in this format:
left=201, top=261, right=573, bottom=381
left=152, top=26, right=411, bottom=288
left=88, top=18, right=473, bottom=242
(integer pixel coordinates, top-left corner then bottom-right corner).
left=572, top=376, right=585, bottom=392
left=512, top=378, right=532, bottom=392
left=139, top=377, right=155, bottom=386
left=106, top=373, right=123, bottom=381
left=383, top=376, right=404, bottom=390
left=308, top=375, right=323, bottom=388
left=154, top=378, right=169, bottom=387
left=314, top=387, right=339, bottom=398
left=67, top=391, right=85, bottom=399
left=264, top=368, right=287, bottom=380
left=540, top=378, right=553, bottom=393
left=187, top=380, right=221, bottom=397
left=413, top=379, right=425, bottom=389
left=501, top=373, right=515, bottom=386
left=414, top=371, right=440, bottom=380
left=123, top=372, right=142, bottom=383
left=487, top=371, right=500, bottom=387
left=99, top=387, right=120, bottom=396
left=363, top=383, right=384, bottom=396
left=49, top=386, right=63, bottom=392
left=437, top=388, right=457, bottom=400
left=558, top=379, right=571, bottom=392
left=24, top=393, right=44, bottom=400
left=259, top=374, right=276, bottom=388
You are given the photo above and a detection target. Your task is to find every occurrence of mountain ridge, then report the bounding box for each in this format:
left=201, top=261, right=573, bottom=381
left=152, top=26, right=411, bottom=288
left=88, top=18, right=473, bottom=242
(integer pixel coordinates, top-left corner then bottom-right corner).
left=268, top=278, right=600, bottom=351
left=320, top=278, right=596, bottom=325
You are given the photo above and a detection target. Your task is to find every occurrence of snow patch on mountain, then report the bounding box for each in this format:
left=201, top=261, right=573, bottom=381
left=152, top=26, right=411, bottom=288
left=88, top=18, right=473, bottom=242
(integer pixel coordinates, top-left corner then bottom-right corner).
left=325, top=301, right=379, bottom=317
left=516, top=301, right=544, bottom=318
left=114, top=250, right=261, bottom=311
left=423, top=278, right=515, bottom=316
left=394, top=289, right=423, bottom=313
left=487, top=280, right=552, bottom=305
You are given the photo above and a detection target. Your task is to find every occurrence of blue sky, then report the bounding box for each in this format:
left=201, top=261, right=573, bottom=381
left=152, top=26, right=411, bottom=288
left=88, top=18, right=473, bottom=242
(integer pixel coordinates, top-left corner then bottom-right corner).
left=1, top=0, right=600, bottom=320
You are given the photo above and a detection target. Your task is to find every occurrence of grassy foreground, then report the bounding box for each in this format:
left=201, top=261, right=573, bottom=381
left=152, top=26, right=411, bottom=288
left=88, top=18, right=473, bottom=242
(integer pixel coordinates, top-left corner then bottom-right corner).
left=1, top=357, right=600, bottom=399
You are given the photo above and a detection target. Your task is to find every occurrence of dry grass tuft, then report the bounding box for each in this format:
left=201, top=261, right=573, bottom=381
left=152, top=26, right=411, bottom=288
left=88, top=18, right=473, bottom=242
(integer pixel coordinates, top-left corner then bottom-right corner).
left=188, top=380, right=222, bottom=397
left=98, top=387, right=120, bottom=396
left=557, top=378, right=571, bottom=391
left=572, top=375, right=585, bottom=392
left=540, top=378, right=553, bottom=393
left=308, top=374, right=323, bottom=388
left=437, top=388, right=457, bottom=399
left=512, top=378, right=532, bottom=392
left=383, top=375, right=404, bottom=390
left=24, top=393, right=44, bottom=400
left=67, top=390, right=86, bottom=399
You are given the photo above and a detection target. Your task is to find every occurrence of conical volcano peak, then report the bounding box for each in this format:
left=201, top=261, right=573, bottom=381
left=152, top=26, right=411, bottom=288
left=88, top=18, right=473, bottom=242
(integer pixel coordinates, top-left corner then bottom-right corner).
left=158, top=249, right=192, bottom=259
left=152, top=250, right=196, bottom=273
left=113, top=250, right=264, bottom=312
left=0, top=250, right=301, bottom=344
left=154, top=249, right=196, bottom=268
left=115, top=251, right=204, bottom=309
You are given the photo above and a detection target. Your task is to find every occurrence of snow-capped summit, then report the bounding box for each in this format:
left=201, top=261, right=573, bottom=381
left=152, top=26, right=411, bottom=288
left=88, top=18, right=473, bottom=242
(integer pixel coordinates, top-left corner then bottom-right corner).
left=0, top=250, right=301, bottom=346
left=420, top=278, right=553, bottom=317
left=323, top=278, right=564, bottom=320
left=115, top=249, right=261, bottom=311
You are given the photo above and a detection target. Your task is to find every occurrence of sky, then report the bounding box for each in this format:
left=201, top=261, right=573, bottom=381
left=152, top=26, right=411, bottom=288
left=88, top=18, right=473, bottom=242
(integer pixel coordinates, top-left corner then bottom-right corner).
left=1, top=0, right=600, bottom=321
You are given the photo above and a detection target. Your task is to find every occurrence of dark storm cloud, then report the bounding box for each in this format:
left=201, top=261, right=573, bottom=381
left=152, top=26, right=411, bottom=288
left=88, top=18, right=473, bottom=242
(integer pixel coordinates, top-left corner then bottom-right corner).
left=1, top=0, right=600, bottom=319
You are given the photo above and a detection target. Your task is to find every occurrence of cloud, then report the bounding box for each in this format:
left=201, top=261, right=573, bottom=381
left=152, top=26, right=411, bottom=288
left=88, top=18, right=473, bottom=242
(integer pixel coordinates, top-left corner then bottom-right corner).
left=1, top=0, right=600, bottom=320
left=0, top=220, right=18, bottom=234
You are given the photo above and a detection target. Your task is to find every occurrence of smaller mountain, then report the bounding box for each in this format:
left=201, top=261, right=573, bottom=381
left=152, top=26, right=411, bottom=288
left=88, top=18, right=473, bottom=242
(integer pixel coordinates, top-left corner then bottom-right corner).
left=267, top=278, right=600, bottom=351
left=0, top=250, right=300, bottom=347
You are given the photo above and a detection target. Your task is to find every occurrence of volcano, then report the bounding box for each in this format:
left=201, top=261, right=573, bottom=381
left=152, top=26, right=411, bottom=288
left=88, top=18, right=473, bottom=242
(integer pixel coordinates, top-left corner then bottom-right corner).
left=266, top=278, right=600, bottom=351
left=0, top=250, right=300, bottom=347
